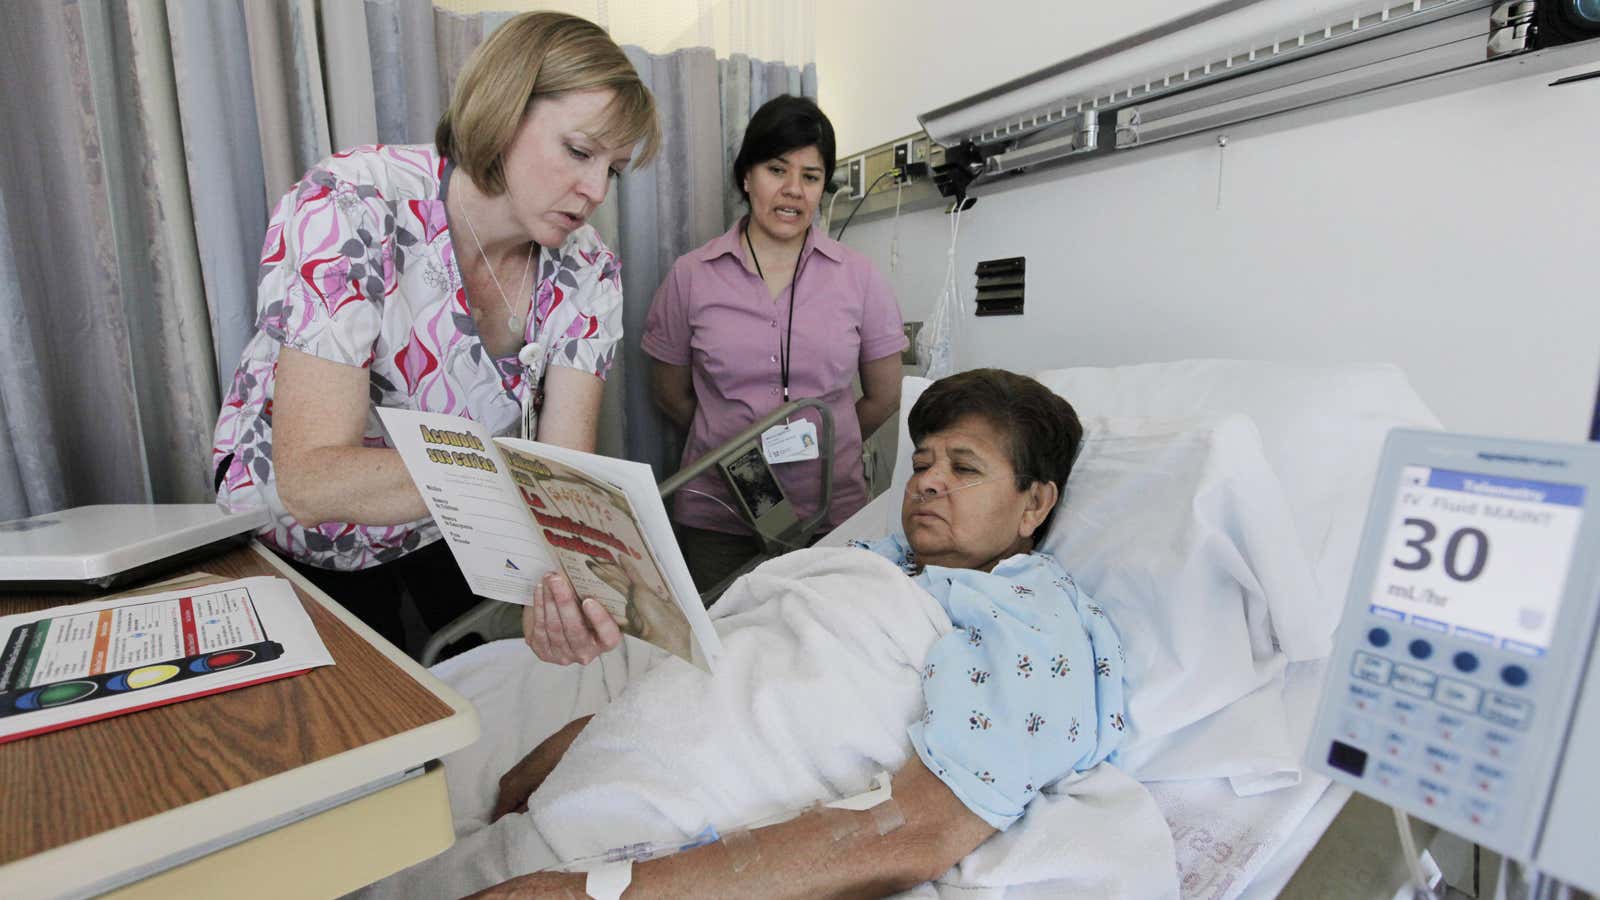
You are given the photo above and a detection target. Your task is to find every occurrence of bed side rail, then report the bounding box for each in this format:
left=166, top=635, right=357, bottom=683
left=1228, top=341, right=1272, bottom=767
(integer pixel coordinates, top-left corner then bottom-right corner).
left=658, top=398, right=836, bottom=552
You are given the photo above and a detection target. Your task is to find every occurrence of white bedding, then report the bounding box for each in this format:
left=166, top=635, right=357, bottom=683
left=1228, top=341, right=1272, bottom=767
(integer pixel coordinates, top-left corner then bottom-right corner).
left=363, top=551, right=1178, bottom=899
left=364, top=359, right=1441, bottom=899
left=534, top=547, right=1179, bottom=899
left=365, top=625, right=1329, bottom=900
left=365, top=497, right=1325, bottom=899
left=533, top=548, right=954, bottom=859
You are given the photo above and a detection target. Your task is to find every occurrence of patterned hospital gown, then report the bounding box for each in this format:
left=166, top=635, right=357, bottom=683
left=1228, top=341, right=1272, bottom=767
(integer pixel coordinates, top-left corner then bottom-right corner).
left=852, top=535, right=1128, bottom=830
left=212, top=144, right=624, bottom=571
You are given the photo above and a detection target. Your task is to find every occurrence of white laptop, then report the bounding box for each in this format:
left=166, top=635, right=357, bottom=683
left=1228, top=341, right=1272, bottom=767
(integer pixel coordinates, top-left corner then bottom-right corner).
left=0, top=504, right=268, bottom=592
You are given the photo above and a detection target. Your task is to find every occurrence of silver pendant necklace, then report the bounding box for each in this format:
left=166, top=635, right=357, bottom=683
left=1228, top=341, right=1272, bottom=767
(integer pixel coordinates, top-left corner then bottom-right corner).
left=458, top=200, right=536, bottom=335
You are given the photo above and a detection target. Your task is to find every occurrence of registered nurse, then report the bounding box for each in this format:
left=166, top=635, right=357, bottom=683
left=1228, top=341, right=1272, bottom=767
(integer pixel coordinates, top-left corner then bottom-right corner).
left=210, top=12, right=658, bottom=658
left=642, top=96, right=909, bottom=591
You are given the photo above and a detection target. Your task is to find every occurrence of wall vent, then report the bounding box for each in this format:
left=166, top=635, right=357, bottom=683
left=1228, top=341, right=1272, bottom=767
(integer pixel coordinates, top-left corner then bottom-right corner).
left=974, top=257, right=1025, bottom=316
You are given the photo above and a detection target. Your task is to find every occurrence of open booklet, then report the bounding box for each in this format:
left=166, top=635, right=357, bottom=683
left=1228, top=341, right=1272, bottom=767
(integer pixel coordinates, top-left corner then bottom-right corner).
left=377, top=408, right=721, bottom=672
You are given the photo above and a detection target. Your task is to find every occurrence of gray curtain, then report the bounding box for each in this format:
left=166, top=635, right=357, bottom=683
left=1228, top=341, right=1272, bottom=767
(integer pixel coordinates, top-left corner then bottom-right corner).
left=0, top=0, right=813, bottom=520
left=623, top=49, right=818, bottom=478
left=169, top=1, right=269, bottom=409
left=0, top=0, right=219, bottom=518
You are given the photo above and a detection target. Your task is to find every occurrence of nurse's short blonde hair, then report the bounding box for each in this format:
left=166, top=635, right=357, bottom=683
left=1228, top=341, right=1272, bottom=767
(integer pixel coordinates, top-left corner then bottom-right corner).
left=436, top=12, right=661, bottom=195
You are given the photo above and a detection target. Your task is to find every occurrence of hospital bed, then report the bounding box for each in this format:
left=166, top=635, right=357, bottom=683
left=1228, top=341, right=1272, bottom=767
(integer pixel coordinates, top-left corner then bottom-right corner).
left=395, top=357, right=1443, bottom=899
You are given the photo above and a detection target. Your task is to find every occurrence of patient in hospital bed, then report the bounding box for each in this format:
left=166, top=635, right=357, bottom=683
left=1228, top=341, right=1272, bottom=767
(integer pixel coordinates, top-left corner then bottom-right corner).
left=365, top=369, right=1176, bottom=899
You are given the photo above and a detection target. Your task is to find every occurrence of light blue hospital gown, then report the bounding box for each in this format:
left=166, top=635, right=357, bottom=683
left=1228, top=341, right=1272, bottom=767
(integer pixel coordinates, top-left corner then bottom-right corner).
left=850, top=535, right=1128, bottom=830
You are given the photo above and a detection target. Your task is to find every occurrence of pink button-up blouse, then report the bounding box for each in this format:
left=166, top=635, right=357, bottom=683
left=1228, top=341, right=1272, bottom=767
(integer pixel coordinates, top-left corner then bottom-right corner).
left=642, top=219, right=907, bottom=535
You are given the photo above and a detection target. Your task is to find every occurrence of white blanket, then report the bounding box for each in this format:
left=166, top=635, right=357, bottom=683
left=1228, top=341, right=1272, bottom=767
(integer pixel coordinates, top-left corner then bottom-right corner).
left=529, top=547, right=1178, bottom=898
left=359, top=643, right=1326, bottom=900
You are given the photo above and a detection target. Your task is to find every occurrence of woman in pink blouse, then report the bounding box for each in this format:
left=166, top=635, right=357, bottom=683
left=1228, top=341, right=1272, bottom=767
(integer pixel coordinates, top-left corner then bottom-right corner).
left=643, top=97, right=908, bottom=592
left=211, top=13, right=658, bottom=656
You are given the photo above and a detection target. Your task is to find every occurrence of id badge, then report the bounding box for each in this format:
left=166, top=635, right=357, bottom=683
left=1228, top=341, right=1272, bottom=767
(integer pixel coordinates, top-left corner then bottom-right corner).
left=761, top=420, right=820, bottom=464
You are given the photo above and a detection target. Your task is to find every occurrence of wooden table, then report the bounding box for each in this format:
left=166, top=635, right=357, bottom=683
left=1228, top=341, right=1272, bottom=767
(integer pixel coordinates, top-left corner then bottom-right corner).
left=0, top=542, right=480, bottom=898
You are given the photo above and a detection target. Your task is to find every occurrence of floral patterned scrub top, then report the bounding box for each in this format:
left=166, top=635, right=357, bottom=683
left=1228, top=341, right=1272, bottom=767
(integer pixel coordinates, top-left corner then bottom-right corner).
left=212, top=144, right=624, bottom=571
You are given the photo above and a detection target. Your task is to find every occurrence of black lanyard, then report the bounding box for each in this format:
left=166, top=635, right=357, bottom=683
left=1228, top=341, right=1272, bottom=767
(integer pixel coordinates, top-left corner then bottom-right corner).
left=744, top=223, right=809, bottom=403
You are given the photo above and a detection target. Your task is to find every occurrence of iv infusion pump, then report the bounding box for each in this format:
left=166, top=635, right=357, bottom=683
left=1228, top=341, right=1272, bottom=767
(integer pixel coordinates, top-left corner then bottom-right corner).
left=1306, top=430, right=1600, bottom=891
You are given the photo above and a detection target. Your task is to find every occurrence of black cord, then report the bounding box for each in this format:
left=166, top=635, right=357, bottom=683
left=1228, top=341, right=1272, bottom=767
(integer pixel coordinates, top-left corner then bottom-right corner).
left=1473, top=843, right=1480, bottom=898
left=831, top=169, right=898, bottom=242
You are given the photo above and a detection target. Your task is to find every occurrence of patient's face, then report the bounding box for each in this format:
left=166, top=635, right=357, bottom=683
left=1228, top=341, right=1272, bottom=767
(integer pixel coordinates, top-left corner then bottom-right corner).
left=901, top=415, right=1051, bottom=572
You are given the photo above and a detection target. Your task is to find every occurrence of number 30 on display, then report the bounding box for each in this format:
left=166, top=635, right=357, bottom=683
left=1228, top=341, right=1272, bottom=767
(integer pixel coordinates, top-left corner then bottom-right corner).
left=1393, top=518, right=1489, bottom=582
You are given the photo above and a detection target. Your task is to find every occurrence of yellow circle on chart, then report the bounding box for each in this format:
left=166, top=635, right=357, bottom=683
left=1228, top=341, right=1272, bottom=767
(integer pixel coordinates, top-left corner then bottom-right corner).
left=126, top=664, right=181, bottom=689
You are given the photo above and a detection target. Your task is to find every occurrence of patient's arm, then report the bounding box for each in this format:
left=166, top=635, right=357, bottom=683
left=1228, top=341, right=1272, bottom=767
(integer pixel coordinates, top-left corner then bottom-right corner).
left=470, top=756, right=994, bottom=898
left=491, top=716, right=593, bottom=822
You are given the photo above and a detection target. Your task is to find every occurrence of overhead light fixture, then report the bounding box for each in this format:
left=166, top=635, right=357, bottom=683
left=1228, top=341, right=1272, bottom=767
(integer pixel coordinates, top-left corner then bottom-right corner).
left=914, top=0, right=1600, bottom=199
left=1116, top=7, right=1487, bottom=148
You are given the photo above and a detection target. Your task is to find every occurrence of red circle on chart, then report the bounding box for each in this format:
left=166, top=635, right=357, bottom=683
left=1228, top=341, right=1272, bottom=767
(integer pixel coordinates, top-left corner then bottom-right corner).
left=206, top=650, right=253, bottom=669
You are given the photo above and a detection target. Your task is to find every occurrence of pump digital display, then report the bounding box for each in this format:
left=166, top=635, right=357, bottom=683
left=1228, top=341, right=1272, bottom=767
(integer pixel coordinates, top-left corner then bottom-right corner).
left=1371, top=466, right=1585, bottom=654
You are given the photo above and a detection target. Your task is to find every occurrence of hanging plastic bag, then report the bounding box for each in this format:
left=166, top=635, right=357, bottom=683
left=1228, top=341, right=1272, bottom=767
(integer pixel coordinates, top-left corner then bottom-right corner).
left=917, top=202, right=966, bottom=379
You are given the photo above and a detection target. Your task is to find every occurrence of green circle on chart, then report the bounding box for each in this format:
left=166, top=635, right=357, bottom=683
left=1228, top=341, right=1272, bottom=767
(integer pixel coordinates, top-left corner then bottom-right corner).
left=38, top=681, right=97, bottom=706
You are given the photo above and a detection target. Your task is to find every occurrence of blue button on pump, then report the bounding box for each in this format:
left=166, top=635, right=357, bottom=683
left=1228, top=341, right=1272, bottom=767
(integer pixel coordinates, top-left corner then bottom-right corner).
left=1453, top=651, right=1479, bottom=673
left=1368, top=627, right=1391, bottom=648
left=1501, top=664, right=1529, bottom=688
left=1409, top=639, right=1433, bottom=660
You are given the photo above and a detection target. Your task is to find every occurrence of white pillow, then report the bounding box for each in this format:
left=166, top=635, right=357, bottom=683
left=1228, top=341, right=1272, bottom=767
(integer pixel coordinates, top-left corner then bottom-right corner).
left=889, top=362, right=1443, bottom=654
left=1044, top=414, right=1320, bottom=786
left=887, top=374, right=934, bottom=511
left=897, top=362, right=1442, bottom=621
left=1031, top=360, right=1441, bottom=606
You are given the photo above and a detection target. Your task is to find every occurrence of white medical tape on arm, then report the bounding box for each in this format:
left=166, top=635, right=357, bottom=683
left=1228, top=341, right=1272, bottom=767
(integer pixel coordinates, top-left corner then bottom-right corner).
left=814, top=802, right=862, bottom=841
left=823, top=771, right=893, bottom=811
left=584, top=860, right=632, bottom=900
left=823, top=771, right=904, bottom=837
left=870, top=798, right=907, bottom=836
left=722, top=827, right=761, bottom=872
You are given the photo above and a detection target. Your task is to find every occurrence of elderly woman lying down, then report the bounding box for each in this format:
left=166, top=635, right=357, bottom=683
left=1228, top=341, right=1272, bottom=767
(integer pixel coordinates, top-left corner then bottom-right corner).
left=366, top=369, right=1166, bottom=899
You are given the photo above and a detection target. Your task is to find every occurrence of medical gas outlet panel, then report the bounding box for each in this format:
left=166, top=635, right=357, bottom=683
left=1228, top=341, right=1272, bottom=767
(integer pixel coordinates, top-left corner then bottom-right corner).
left=1306, top=430, right=1600, bottom=872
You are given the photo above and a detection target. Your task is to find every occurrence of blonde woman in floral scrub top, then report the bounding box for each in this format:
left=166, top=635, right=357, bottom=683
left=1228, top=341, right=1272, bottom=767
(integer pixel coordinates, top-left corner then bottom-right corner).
left=211, top=13, right=659, bottom=655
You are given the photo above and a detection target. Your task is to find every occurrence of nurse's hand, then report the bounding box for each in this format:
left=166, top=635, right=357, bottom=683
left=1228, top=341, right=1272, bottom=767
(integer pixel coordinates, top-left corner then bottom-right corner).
left=523, top=571, right=623, bottom=665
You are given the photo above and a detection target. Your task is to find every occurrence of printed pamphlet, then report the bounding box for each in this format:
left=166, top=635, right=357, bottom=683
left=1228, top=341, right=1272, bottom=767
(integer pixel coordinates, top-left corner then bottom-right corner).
left=377, top=408, right=720, bottom=672
left=0, top=576, right=334, bottom=743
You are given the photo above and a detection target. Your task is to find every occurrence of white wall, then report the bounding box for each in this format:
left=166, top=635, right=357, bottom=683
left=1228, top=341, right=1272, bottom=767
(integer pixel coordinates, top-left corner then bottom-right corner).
left=816, top=0, right=1191, bottom=152
left=824, top=22, right=1600, bottom=441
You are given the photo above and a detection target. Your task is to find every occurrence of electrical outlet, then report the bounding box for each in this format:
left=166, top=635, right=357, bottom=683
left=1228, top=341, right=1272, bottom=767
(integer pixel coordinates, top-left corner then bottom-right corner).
left=901, top=321, right=923, bottom=366
left=847, top=156, right=865, bottom=199
left=893, top=140, right=913, bottom=183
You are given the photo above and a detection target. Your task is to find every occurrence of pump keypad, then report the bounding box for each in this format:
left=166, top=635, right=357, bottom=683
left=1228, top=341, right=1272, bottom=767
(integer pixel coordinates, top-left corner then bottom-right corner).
left=1333, top=623, right=1536, bottom=830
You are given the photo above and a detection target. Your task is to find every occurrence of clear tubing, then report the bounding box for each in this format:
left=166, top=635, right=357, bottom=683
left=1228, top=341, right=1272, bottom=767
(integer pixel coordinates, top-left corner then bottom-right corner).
left=905, top=477, right=994, bottom=503
left=1392, top=807, right=1437, bottom=900
left=679, top=488, right=810, bottom=550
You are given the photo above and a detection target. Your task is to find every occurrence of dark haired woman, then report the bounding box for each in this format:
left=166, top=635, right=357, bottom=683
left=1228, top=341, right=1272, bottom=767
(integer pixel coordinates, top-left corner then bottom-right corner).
left=643, top=96, right=907, bottom=591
